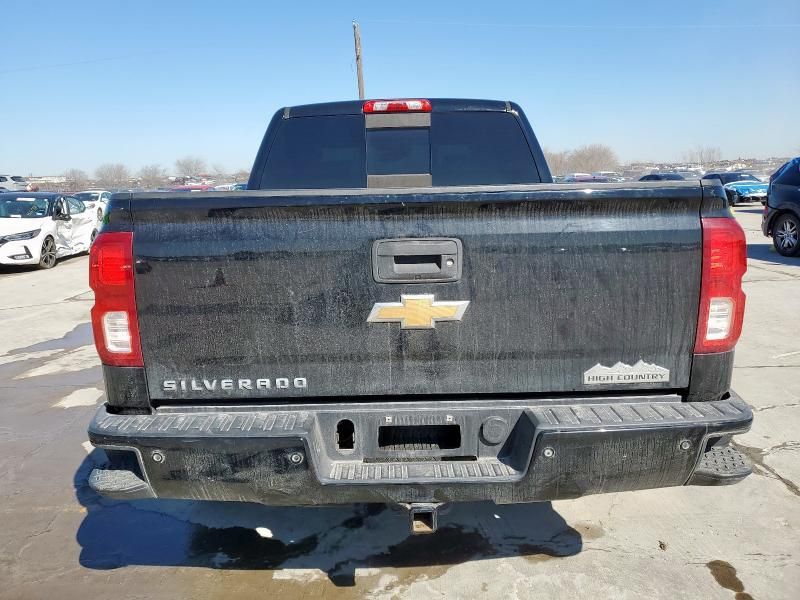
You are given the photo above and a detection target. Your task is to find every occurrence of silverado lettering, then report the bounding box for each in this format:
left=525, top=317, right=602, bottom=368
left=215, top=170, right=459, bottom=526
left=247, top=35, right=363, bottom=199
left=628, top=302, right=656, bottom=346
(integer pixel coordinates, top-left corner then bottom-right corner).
left=163, top=378, right=308, bottom=391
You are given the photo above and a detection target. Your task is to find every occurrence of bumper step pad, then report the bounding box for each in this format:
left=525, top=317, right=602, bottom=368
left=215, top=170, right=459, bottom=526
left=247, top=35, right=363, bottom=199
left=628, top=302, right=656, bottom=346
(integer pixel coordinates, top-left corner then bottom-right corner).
left=688, top=444, right=752, bottom=486
left=88, top=465, right=154, bottom=499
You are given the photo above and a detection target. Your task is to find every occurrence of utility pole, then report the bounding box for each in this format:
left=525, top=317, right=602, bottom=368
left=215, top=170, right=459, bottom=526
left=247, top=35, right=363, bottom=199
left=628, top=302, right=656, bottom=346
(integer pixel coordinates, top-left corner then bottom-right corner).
left=352, top=20, right=365, bottom=100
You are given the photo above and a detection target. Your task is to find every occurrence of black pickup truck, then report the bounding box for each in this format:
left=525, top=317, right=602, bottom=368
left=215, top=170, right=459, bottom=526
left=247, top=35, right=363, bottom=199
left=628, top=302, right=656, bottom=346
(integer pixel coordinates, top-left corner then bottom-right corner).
left=87, top=98, right=752, bottom=533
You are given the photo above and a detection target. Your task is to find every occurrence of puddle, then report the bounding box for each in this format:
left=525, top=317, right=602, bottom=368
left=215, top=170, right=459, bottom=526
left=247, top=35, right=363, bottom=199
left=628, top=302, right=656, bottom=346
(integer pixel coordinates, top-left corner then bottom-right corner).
left=706, top=560, right=755, bottom=600
left=733, top=441, right=800, bottom=498
left=74, top=448, right=585, bottom=590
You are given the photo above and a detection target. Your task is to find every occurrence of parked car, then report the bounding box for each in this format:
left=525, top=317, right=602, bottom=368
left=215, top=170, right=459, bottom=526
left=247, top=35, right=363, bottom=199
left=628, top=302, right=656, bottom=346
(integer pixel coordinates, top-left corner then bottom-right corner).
left=724, top=180, right=769, bottom=205
left=86, top=98, right=752, bottom=534
left=74, top=190, right=112, bottom=221
left=762, top=157, right=800, bottom=257
left=592, top=171, right=625, bottom=182
left=702, top=172, right=763, bottom=206
left=214, top=182, right=249, bottom=191
left=563, top=174, right=611, bottom=182
left=639, top=173, right=685, bottom=181
left=703, top=172, right=761, bottom=185
left=0, top=175, right=28, bottom=191
left=0, top=192, right=98, bottom=269
left=169, top=184, right=215, bottom=192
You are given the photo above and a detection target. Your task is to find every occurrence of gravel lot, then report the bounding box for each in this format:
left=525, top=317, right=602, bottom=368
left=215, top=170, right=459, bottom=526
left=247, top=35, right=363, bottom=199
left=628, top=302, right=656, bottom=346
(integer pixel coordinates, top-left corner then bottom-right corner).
left=0, top=207, right=797, bottom=599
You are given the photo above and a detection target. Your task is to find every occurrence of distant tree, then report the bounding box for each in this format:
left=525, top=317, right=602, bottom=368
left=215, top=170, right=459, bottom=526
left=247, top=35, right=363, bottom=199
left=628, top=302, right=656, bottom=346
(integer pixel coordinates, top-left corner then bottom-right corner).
left=138, top=164, right=167, bottom=189
left=63, top=168, right=88, bottom=192
left=95, top=163, right=130, bottom=189
left=684, top=145, right=722, bottom=165
left=233, top=169, right=251, bottom=182
left=543, top=149, right=570, bottom=176
left=212, top=162, right=226, bottom=176
left=566, top=144, right=620, bottom=174
left=175, top=156, right=207, bottom=178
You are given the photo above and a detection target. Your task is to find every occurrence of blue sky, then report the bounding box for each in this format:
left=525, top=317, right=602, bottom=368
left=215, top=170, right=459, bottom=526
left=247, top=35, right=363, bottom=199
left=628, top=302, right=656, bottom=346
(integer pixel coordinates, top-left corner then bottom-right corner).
left=2, top=0, right=798, bottom=175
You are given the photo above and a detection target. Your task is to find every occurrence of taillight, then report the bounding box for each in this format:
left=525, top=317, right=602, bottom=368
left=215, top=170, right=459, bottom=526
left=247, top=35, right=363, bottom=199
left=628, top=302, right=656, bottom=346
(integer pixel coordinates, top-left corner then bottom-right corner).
left=363, top=99, right=432, bottom=113
left=694, top=217, right=747, bottom=354
left=89, top=232, right=143, bottom=367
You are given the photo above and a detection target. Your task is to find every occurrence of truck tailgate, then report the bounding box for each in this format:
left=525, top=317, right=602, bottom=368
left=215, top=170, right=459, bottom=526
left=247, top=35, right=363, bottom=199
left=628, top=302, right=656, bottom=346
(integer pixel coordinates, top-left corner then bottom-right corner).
left=129, top=184, right=702, bottom=401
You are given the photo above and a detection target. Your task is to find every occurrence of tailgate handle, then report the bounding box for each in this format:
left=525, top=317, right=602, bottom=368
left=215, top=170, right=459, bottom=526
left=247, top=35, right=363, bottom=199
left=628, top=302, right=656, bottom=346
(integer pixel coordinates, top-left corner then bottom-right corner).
left=373, top=238, right=462, bottom=283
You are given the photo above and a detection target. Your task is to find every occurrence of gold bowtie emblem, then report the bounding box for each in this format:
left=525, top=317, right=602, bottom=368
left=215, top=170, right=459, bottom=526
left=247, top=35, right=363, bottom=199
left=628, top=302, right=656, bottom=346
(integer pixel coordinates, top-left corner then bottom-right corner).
left=367, top=294, right=470, bottom=329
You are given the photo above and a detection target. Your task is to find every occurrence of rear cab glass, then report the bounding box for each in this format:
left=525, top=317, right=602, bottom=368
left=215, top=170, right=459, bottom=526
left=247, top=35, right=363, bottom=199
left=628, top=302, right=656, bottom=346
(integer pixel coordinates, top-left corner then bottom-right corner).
left=431, top=112, right=539, bottom=186
left=260, top=115, right=366, bottom=189
left=258, top=110, right=540, bottom=189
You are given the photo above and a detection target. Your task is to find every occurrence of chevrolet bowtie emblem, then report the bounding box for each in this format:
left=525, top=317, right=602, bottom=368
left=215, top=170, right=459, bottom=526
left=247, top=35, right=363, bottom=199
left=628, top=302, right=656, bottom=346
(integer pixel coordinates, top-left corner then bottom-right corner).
left=367, top=294, right=470, bottom=329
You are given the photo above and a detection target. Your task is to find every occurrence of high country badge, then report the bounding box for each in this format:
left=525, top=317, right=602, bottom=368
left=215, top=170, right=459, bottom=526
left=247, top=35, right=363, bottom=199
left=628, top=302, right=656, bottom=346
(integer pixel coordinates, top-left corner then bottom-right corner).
left=583, top=360, right=670, bottom=385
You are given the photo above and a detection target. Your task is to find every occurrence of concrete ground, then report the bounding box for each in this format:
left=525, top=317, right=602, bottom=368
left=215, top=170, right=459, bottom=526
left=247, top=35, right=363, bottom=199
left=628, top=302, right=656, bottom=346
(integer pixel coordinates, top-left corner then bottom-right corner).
left=0, top=207, right=797, bottom=599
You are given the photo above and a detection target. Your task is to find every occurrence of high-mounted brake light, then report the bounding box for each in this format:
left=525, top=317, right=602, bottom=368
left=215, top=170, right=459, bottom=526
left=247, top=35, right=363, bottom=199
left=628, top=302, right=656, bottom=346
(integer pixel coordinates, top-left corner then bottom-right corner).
left=694, top=217, right=747, bottom=354
left=363, top=99, right=432, bottom=113
left=89, top=232, right=143, bottom=367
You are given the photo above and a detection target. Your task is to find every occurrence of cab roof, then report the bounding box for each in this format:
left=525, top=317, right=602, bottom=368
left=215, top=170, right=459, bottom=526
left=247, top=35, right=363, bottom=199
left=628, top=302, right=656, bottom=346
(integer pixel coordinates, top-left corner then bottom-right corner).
left=284, top=98, right=512, bottom=118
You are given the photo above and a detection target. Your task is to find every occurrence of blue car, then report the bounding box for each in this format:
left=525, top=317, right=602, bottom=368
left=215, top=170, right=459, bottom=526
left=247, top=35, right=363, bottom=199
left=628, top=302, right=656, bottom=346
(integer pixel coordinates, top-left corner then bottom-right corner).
left=725, top=180, right=769, bottom=205
left=703, top=172, right=764, bottom=206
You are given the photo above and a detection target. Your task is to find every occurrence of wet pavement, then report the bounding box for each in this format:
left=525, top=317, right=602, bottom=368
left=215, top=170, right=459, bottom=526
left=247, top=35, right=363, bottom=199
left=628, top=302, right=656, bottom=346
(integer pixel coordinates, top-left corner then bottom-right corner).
left=1, top=209, right=798, bottom=599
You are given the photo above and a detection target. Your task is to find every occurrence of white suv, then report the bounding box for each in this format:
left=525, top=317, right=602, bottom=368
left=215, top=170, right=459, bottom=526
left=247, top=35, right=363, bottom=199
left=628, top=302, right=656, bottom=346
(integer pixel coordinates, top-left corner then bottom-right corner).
left=0, top=175, right=28, bottom=191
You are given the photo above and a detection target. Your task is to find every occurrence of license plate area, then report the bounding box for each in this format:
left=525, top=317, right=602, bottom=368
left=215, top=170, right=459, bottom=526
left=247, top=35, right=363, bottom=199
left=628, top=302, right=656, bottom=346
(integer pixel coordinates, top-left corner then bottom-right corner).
left=378, top=424, right=461, bottom=451
left=317, top=412, right=485, bottom=462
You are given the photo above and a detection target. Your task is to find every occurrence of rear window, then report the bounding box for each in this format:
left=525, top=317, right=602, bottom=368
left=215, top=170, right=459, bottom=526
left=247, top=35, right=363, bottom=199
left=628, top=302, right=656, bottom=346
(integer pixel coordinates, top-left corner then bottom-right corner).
left=366, top=128, right=430, bottom=175
left=260, top=115, right=366, bottom=189
left=75, top=192, right=100, bottom=201
left=259, top=111, right=539, bottom=189
left=721, top=173, right=759, bottom=184
left=431, top=112, right=539, bottom=186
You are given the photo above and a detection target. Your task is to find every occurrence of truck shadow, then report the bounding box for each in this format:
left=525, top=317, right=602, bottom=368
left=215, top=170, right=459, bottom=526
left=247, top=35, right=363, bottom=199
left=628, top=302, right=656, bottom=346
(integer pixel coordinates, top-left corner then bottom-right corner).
left=747, top=243, right=799, bottom=267
left=734, top=206, right=765, bottom=215
left=74, top=450, right=584, bottom=586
